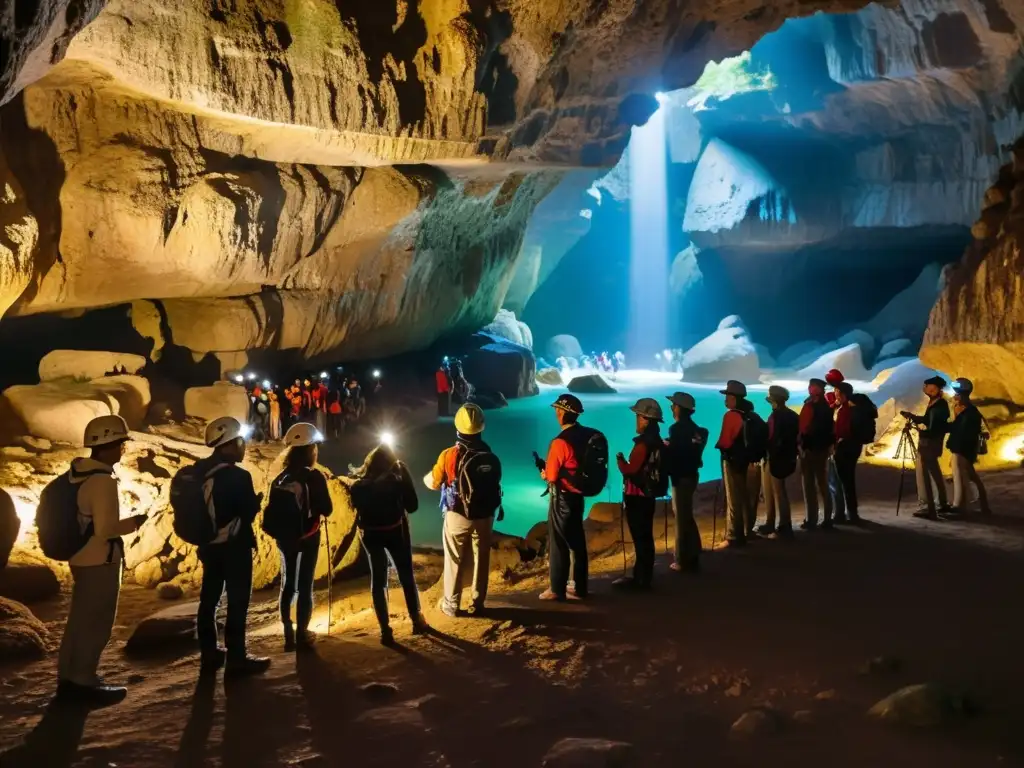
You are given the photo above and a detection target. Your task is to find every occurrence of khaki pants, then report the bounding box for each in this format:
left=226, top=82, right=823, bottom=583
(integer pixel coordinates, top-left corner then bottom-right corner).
left=442, top=512, right=493, bottom=611
left=746, top=463, right=762, bottom=534
left=800, top=449, right=832, bottom=525
left=722, top=459, right=749, bottom=543
left=915, top=437, right=948, bottom=512
left=762, top=459, right=792, bottom=530
left=951, top=453, right=989, bottom=512
left=58, top=561, right=122, bottom=686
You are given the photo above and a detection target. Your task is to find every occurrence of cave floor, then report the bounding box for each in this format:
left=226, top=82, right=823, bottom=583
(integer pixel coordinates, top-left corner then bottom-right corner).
left=2, top=464, right=1023, bottom=767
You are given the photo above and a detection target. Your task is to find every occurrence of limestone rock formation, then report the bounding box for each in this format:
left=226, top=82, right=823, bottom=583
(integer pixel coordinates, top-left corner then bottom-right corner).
left=797, top=343, right=870, bottom=382
left=567, top=374, right=616, bottom=394
left=681, top=323, right=761, bottom=383
left=39, top=350, right=146, bottom=382
left=461, top=333, right=538, bottom=400
left=0, top=488, right=18, bottom=569
left=545, top=335, right=583, bottom=363
left=0, top=597, right=49, bottom=661
left=183, top=382, right=250, bottom=425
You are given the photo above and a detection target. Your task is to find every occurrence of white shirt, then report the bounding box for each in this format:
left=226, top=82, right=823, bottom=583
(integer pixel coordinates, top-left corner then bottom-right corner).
left=68, top=457, right=137, bottom=567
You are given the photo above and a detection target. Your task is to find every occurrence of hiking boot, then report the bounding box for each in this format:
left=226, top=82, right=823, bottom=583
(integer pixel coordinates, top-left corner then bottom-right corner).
left=283, top=625, right=296, bottom=652
left=821, top=520, right=835, bottom=530
left=938, top=504, right=954, bottom=516
left=847, top=513, right=863, bottom=525
left=225, top=655, right=271, bottom=678
left=380, top=627, right=396, bottom=647
left=755, top=524, right=776, bottom=536
left=411, top=615, right=430, bottom=635
left=57, top=680, right=127, bottom=707
left=199, top=648, right=227, bottom=676
left=799, top=520, right=817, bottom=531
left=439, top=600, right=459, bottom=618
left=296, top=631, right=317, bottom=652
left=913, top=509, right=938, bottom=520
left=833, top=514, right=849, bottom=525
left=776, top=525, right=794, bottom=538
left=566, top=584, right=586, bottom=599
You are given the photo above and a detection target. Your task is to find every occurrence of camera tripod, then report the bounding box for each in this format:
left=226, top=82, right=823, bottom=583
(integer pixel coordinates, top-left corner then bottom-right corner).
left=893, top=421, right=918, bottom=517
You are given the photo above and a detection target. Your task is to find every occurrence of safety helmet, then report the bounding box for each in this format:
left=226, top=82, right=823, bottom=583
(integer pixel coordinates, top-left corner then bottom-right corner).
left=205, top=416, right=249, bottom=449
left=84, top=415, right=130, bottom=448
left=952, top=377, right=974, bottom=395
left=551, top=393, right=584, bottom=415
left=630, top=397, right=664, bottom=422
left=667, top=391, right=696, bottom=411
left=455, top=404, right=486, bottom=435
left=284, top=422, right=324, bottom=447
left=825, top=368, right=845, bottom=385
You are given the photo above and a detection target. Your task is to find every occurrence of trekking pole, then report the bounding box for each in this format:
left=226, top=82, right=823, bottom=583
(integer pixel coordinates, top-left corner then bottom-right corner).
left=663, top=496, right=669, bottom=555
left=711, top=470, right=722, bottom=549
left=619, top=494, right=628, bottom=575
left=323, top=522, right=333, bottom=636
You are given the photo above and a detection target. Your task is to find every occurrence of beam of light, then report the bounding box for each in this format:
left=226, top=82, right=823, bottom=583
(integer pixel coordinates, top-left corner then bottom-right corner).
left=380, top=431, right=395, bottom=447
left=6, top=492, right=37, bottom=543
left=628, top=105, right=669, bottom=362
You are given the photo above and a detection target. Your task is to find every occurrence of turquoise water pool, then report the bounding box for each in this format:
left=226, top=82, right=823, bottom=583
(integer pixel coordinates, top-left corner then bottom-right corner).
left=387, top=372, right=774, bottom=546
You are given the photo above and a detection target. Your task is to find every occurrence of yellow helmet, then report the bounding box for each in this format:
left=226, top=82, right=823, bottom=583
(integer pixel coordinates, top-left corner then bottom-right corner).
left=454, top=404, right=485, bottom=435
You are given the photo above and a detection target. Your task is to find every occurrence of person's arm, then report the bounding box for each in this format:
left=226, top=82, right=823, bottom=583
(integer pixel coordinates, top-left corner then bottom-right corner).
left=307, top=470, right=334, bottom=518
left=717, top=411, right=743, bottom=449
left=542, top=440, right=566, bottom=483
left=398, top=463, right=420, bottom=514
left=617, top=442, right=647, bottom=476
left=235, top=470, right=261, bottom=523
left=425, top=449, right=447, bottom=490
left=85, top=475, right=139, bottom=538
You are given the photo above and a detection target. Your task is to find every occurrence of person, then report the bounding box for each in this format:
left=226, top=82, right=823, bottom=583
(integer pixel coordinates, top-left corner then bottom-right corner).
left=312, top=378, right=329, bottom=435
left=832, top=381, right=863, bottom=524
left=824, top=368, right=848, bottom=523
left=738, top=398, right=763, bottom=536
left=57, top=415, right=147, bottom=705
left=268, top=391, right=282, bottom=441
left=798, top=378, right=835, bottom=529
left=538, top=394, right=590, bottom=600
left=665, top=392, right=706, bottom=572
left=613, top=398, right=664, bottom=590
left=424, top=404, right=501, bottom=617
left=350, top=443, right=428, bottom=645
left=945, top=377, right=990, bottom=516
left=327, top=386, right=344, bottom=438
left=275, top=423, right=333, bottom=651
left=716, top=380, right=750, bottom=547
left=758, top=385, right=799, bottom=537
left=436, top=362, right=452, bottom=417
left=345, top=377, right=366, bottom=424
left=195, top=417, right=270, bottom=677
left=902, top=375, right=951, bottom=519
left=252, top=394, right=269, bottom=443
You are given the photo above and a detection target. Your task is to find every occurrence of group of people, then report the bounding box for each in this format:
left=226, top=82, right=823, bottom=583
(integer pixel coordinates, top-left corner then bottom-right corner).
left=246, top=373, right=374, bottom=442
left=434, top=357, right=471, bottom=417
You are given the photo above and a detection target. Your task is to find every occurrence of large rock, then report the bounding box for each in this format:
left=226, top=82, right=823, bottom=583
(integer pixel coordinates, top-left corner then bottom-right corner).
left=183, top=382, right=250, bottom=424
left=0, top=489, right=19, bottom=570
left=681, top=325, right=760, bottom=384
left=567, top=374, right=617, bottom=394
left=0, top=554, right=61, bottom=604
left=462, top=333, right=538, bottom=400
left=868, top=683, right=972, bottom=728
left=837, top=330, right=876, bottom=361
left=482, top=310, right=533, bottom=350
left=125, top=600, right=205, bottom=654
left=1, top=376, right=151, bottom=445
left=545, top=335, right=584, bottom=363
left=797, top=343, right=870, bottom=381
left=878, top=338, right=914, bottom=360
left=0, top=597, right=49, bottom=661
left=541, top=738, right=633, bottom=767
left=39, top=350, right=147, bottom=382
left=536, top=367, right=564, bottom=386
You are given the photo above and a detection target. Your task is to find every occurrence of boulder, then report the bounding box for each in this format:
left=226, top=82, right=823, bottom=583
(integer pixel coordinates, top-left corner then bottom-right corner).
left=0, top=555, right=61, bottom=603
left=873, top=359, right=946, bottom=436
left=462, top=334, right=538, bottom=400
left=125, top=600, right=209, bottom=654
left=681, top=325, right=760, bottom=383
left=797, top=344, right=870, bottom=381
left=468, top=389, right=509, bottom=410
left=536, top=367, right=563, bottom=386
left=183, top=382, right=249, bottom=424
left=878, top=338, right=913, bottom=360
left=541, top=738, right=633, bottom=767
left=156, top=582, right=184, bottom=600
left=868, top=683, right=972, bottom=728
left=1, top=376, right=151, bottom=445
left=0, top=489, right=19, bottom=569
left=718, top=314, right=747, bottom=332
left=39, top=350, right=147, bottom=382
left=586, top=502, right=620, bottom=524
left=0, top=597, right=48, bottom=661
left=567, top=374, right=617, bottom=394
left=481, top=309, right=533, bottom=349
left=545, top=335, right=584, bottom=362
left=837, top=330, right=876, bottom=361
left=778, top=340, right=822, bottom=367
left=730, top=708, right=780, bottom=739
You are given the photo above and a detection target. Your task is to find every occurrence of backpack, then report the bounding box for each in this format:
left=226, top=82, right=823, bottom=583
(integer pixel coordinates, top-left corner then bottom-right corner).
left=558, top=426, right=609, bottom=497
left=638, top=443, right=670, bottom=498
left=170, top=462, right=227, bottom=546
left=261, top=471, right=313, bottom=543
left=350, top=472, right=406, bottom=530
left=454, top=447, right=503, bottom=519
left=742, top=411, right=769, bottom=463
left=669, top=422, right=709, bottom=478
left=35, top=469, right=107, bottom=561
left=850, top=394, right=878, bottom=445
left=978, top=413, right=990, bottom=456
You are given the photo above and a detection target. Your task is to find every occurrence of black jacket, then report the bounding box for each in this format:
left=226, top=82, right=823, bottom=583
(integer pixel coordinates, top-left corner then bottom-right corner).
left=352, top=462, right=418, bottom=531
left=946, top=404, right=983, bottom=461
left=667, top=416, right=707, bottom=482
left=197, top=457, right=261, bottom=549
left=285, top=465, right=334, bottom=519
left=914, top=397, right=950, bottom=443
left=799, top=398, right=835, bottom=452
left=767, top=406, right=799, bottom=478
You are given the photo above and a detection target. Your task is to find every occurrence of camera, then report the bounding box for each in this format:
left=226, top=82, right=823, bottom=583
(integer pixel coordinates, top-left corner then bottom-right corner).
left=532, top=451, right=545, bottom=471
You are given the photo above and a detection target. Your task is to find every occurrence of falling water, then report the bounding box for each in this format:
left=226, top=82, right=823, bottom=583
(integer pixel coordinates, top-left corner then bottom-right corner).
left=627, top=103, right=669, bottom=363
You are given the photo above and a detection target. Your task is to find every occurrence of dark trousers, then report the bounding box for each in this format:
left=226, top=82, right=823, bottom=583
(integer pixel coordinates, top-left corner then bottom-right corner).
left=548, top=491, right=588, bottom=597
left=361, top=523, right=421, bottom=631
left=671, top=478, right=701, bottom=567
left=327, top=412, right=343, bottom=439
left=278, top=530, right=320, bottom=634
left=624, top=495, right=657, bottom=586
left=834, top=442, right=861, bottom=517
left=197, top=542, right=253, bottom=660
left=437, top=391, right=451, bottom=417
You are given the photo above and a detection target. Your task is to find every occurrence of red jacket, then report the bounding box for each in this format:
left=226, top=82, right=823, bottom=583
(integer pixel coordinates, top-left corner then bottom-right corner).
left=435, top=369, right=450, bottom=394
left=834, top=402, right=853, bottom=441
left=543, top=430, right=580, bottom=493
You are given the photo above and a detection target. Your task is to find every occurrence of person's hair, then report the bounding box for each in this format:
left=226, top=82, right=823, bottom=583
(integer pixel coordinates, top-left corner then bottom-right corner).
left=285, top=444, right=317, bottom=470
left=560, top=410, right=579, bottom=425
left=351, top=444, right=398, bottom=480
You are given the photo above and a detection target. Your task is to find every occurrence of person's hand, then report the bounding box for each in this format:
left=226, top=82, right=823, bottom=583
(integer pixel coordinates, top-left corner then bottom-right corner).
left=899, top=410, right=913, bottom=419
left=616, top=452, right=625, bottom=461
left=131, top=514, right=148, bottom=531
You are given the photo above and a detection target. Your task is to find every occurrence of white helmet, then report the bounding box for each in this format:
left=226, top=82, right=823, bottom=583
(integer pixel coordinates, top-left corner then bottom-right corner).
left=84, top=415, right=130, bottom=448
left=205, top=416, right=250, bottom=449
left=284, top=422, right=324, bottom=447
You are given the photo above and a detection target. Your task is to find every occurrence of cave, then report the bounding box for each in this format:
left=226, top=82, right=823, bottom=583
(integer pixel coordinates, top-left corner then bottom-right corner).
left=3, top=2, right=1024, bottom=759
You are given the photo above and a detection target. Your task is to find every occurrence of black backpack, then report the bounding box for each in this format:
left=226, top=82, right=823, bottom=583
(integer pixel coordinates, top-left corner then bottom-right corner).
left=350, top=472, right=406, bottom=530
left=559, top=426, right=609, bottom=497
left=170, top=462, right=227, bottom=546
left=261, top=471, right=313, bottom=543
left=850, top=394, right=878, bottom=445
left=35, top=469, right=108, bottom=561
left=742, top=411, right=769, bottom=463
left=638, top=443, right=670, bottom=498
left=455, top=447, right=503, bottom=519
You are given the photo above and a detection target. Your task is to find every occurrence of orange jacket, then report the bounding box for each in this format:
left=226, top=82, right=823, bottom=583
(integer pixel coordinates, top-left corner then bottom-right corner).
left=542, top=432, right=580, bottom=493
left=716, top=410, right=744, bottom=450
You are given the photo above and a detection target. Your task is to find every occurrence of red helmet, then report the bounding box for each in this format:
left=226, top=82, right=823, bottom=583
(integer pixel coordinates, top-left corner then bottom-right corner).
left=825, top=368, right=845, bottom=385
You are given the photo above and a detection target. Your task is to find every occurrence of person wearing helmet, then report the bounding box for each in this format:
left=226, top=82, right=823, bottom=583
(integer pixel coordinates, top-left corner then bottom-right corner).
left=759, top=385, right=799, bottom=537
left=716, top=380, right=751, bottom=547
left=194, top=416, right=270, bottom=677
left=424, top=403, right=502, bottom=617
left=798, top=378, right=835, bottom=529
left=901, top=375, right=952, bottom=519
left=614, top=398, right=665, bottom=590
left=665, top=392, right=707, bottom=572
left=435, top=361, right=452, bottom=417
left=57, top=415, right=147, bottom=706
left=537, top=393, right=590, bottom=601
left=275, top=423, right=334, bottom=651
left=824, top=369, right=847, bottom=523
left=946, top=378, right=991, bottom=516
